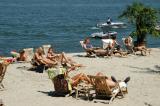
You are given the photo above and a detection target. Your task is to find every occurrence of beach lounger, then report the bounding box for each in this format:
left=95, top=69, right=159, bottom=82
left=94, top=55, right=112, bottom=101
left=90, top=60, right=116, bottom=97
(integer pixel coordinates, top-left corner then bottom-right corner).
left=23, top=48, right=34, bottom=62
left=80, top=41, right=108, bottom=57
left=80, top=41, right=96, bottom=57
left=74, top=75, right=97, bottom=99
left=93, top=76, right=124, bottom=104
left=42, top=45, right=51, bottom=56
left=122, top=38, right=151, bottom=56
left=0, top=62, right=8, bottom=90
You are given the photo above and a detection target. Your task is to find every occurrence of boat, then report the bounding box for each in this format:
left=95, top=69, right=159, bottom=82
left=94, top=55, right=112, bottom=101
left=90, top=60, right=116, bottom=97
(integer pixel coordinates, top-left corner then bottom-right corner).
left=97, top=22, right=126, bottom=28
left=91, top=31, right=117, bottom=39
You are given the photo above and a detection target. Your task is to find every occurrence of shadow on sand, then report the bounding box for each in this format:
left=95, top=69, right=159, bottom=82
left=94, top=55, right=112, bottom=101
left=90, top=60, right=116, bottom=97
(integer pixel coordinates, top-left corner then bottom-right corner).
left=37, top=91, right=71, bottom=97
left=126, top=65, right=160, bottom=74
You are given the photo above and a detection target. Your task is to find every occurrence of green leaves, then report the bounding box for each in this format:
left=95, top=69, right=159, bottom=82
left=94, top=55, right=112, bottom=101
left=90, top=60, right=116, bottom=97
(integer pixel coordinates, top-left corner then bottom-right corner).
left=119, top=1, right=160, bottom=43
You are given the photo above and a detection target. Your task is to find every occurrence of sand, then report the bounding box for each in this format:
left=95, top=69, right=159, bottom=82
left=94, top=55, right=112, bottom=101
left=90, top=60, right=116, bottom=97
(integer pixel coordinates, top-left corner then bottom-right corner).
left=0, top=48, right=160, bottom=106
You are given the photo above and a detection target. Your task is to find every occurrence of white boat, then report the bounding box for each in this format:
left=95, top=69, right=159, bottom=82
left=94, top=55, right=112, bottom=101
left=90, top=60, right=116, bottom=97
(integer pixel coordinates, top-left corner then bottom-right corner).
left=97, top=22, right=126, bottom=28
left=91, top=31, right=117, bottom=39
left=155, top=25, right=160, bottom=31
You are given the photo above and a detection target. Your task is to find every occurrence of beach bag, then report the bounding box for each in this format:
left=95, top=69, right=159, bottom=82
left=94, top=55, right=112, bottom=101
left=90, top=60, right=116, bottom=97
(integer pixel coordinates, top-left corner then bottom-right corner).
left=47, top=67, right=66, bottom=79
left=47, top=67, right=72, bottom=94
left=53, top=74, right=71, bottom=94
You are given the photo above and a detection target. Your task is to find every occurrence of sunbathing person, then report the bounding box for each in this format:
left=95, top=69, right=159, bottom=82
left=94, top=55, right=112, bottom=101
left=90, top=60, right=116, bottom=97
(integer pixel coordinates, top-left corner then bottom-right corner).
left=83, top=37, right=97, bottom=55
left=83, top=37, right=108, bottom=56
left=124, top=36, right=149, bottom=55
left=105, top=36, right=124, bottom=56
left=33, top=47, right=57, bottom=67
left=47, top=47, right=83, bottom=68
left=17, top=50, right=28, bottom=61
left=65, top=68, right=130, bottom=88
left=124, top=36, right=134, bottom=54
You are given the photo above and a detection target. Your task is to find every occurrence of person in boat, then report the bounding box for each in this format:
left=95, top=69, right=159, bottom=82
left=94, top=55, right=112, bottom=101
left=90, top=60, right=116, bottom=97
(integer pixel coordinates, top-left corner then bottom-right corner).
left=107, top=17, right=112, bottom=24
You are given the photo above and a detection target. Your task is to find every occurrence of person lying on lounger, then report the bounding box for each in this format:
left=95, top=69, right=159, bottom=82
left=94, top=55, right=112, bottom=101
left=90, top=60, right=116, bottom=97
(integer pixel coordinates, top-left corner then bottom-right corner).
left=17, top=50, right=28, bottom=61
left=65, top=68, right=130, bottom=88
left=83, top=37, right=109, bottom=56
left=33, top=47, right=57, bottom=67
left=47, top=47, right=83, bottom=67
left=124, top=36, right=149, bottom=55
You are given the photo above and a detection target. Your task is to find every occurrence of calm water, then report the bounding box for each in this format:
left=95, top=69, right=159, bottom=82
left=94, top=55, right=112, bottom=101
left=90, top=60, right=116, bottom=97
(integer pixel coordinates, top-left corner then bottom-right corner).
left=0, top=0, right=160, bottom=55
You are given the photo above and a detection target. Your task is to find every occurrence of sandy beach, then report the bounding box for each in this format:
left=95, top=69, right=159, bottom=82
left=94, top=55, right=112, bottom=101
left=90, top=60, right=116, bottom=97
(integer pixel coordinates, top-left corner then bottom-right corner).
left=0, top=48, right=160, bottom=106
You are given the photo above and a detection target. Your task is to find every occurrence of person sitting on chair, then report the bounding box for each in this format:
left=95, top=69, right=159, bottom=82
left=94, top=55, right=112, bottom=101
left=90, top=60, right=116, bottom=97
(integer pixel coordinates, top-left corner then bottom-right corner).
left=83, top=37, right=108, bottom=56
left=124, top=36, right=149, bottom=55
left=47, top=47, right=83, bottom=68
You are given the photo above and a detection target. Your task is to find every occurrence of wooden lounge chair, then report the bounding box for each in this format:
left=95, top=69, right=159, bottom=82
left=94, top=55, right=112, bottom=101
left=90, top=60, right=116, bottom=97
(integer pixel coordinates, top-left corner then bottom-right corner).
left=80, top=41, right=108, bottom=57
left=80, top=41, right=96, bottom=57
left=94, top=76, right=124, bottom=104
left=42, top=44, right=51, bottom=56
left=23, top=48, right=34, bottom=62
left=122, top=38, right=151, bottom=56
left=0, top=62, right=8, bottom=90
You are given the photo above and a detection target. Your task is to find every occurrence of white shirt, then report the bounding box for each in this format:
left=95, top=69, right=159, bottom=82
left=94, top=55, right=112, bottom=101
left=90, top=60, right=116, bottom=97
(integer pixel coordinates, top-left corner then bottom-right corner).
left=102, top=39, right=113, bottom=49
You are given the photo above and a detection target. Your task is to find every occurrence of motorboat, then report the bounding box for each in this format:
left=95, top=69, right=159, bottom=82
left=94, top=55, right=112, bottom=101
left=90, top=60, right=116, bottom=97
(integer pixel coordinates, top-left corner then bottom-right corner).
left=91, top=31, right=117, bottom=39
left=97, top=22, right=126, bottom=28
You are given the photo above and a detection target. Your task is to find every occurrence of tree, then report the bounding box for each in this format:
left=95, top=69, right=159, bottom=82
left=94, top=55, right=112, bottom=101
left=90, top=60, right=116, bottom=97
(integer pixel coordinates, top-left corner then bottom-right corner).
left=119, top=2, right=160, bottom=46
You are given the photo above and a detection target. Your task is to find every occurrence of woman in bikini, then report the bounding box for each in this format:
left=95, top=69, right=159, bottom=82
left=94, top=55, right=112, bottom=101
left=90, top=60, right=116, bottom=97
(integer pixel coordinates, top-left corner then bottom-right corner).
left=34, top=47, right=57, bottom=66
left=47, top=47, right=83, bottom=67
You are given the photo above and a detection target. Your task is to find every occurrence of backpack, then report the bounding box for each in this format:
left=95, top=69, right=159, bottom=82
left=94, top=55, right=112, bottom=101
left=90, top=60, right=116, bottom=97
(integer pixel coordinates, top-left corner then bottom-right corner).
left=53, top=74, right=71, bottom=94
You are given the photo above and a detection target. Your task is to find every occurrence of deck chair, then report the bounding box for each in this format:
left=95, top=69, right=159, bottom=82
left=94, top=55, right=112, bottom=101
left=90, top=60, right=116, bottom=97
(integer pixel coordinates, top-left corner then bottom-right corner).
left=94, top=76, right=124, bottom=104
left=122, top=38, right=151, bottom=55
left=80, top=41, right=96, bottom=57
left=42, top=44, right=51, bottom=56
left=74, top=75, right=96, bottom=100
left=23, top=48, right=34, bottom=62
left=0, top=62, right=8, bottom=90
left=80, top=41, right=109, bottom=57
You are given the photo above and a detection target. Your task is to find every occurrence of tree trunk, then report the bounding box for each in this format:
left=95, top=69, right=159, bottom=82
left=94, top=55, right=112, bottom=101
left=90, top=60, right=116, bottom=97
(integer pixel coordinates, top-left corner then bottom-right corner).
left=136, top=17, right=146, bottom=46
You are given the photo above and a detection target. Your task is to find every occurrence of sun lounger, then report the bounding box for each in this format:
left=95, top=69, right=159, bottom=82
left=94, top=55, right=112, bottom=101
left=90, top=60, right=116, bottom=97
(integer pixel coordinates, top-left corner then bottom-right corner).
left=74, top=75, right=97, bottom=100
left=42, top=45, right=51, bottom=56
left=122, top=38, right=151, bottom=56
left=0, top=62, right=8, bottom=90
left=23, top=48, right=34, bottom=62
left=80, top=41, right=108, bottom=57
left=93, top=76, right=125, bottom=104
left=80, top=41, right=96, bottom=57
